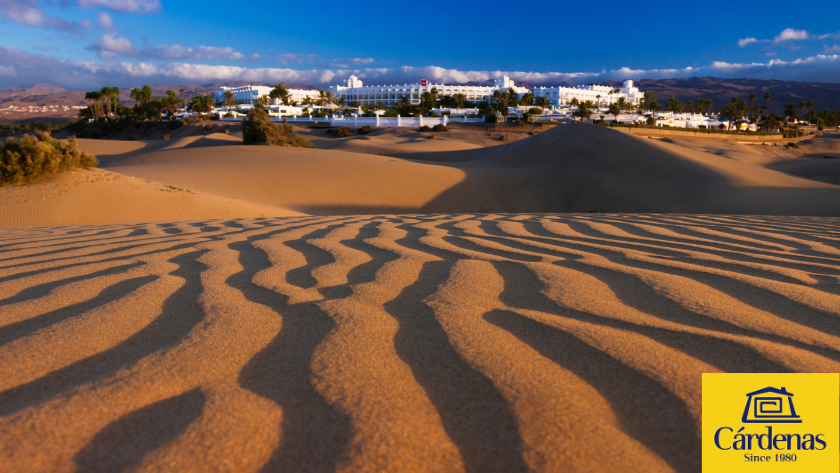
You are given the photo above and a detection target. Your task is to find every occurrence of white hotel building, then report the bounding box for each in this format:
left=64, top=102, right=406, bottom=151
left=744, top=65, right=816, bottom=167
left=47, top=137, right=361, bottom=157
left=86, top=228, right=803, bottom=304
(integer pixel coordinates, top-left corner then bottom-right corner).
left=329, top=75, right=530, bottom=107
left=214, top=85, right=322, bottom=106
left=534, top=80, right=644, bottom=108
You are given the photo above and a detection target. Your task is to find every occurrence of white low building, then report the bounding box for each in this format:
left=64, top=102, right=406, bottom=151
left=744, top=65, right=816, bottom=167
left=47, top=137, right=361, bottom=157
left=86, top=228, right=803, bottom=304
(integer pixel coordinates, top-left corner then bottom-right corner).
left=534, top=80, right=644, bottom=108
left=329, top=75, right=530, bottom=107
left=214, top=85, right=322, bottom=106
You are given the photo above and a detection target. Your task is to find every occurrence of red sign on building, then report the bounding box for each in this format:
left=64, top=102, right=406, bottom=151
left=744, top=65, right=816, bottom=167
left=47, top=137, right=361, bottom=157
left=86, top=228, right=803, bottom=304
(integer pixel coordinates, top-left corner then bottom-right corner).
left=420, top=80, right=427, bottom=86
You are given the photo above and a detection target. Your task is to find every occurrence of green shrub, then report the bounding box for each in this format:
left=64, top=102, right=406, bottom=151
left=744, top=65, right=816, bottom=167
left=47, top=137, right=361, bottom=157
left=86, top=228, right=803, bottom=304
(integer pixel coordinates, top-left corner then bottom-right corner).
left=427, top=135, right=436, bottom=140
left=419, top=125, right=432, bottom=132
left=485, top=113, right=497, bottom=123
left=646, top=116, right=656, bottom=125
left=242, top=107, right=313, bottom=147
left=204, top=124, right=214, bottom=131
left=358, top=125, right=374, bottom=135
left=428, top=111, right=440, bottom=117
left=0, top=122, right=67, bottom=135
left=334, top=127, right=351, bottom=138
left=0, top=132, right=98, bottom=185
left=528, top=108, right=543, bottom=115
left=432, top=124, right=448, bottom=132
left=223, top=112, right=234, bottom=118
left=162, top=134, right=171, bottom=140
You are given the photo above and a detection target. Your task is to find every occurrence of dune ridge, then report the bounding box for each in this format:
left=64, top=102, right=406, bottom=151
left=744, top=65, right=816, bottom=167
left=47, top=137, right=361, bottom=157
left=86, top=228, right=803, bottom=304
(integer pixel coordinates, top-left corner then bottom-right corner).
left=1, top=213, right=839, bottom=472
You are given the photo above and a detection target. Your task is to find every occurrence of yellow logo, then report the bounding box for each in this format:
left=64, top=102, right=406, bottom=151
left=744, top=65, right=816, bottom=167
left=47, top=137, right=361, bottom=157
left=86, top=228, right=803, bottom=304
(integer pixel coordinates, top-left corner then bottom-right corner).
left=703, top=373, right=839, bottom=472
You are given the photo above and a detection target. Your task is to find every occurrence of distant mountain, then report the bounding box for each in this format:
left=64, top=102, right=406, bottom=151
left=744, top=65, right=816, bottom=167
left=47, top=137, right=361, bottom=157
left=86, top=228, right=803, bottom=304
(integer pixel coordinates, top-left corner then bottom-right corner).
left=1, top=83, right=67, bottom=95
left=603, top=77, right=840, bottom=113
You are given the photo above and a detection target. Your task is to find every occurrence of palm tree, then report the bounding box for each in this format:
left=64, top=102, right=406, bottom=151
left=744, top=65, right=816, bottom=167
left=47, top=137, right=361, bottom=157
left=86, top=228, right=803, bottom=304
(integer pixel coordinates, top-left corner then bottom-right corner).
left=535, top=96, right=550, bottom=111
left=317, top=90, right=337, bottom=109
left=574, top=100, right=594, bottom=123
left=759, top=113, right=783, bottom=133
left=223, top=90, right=236, bottom=112
left=506, top=87, right=518, bottom=106
left=110, top=87, right=120, bottom=116
left=596, top=94, right=601, bottom=108
left=642, top=91, right=655, bottom=110
left=100, top=87, right=113, bottom=117
left=806, top=100, right=815, bottom=123
left=749, top=93, right=757, bottom=120
left=255, top=95, right=270, bottom=108
left=270, top=84, right=291, bottom=105
left=616, top=97, right=628, bottom=114
left=163, top=90, right=180, bottom=117
left=84, top=91, right=102, bottom=120
left=764, top=92, right=771, bottom=117
left=520, top=92, right=534, bottom=107
left=608, top=103, right=621, bottom=121
left=179, top=88, right=185, bottom=109
left=490, top=90, right=514, bottom=114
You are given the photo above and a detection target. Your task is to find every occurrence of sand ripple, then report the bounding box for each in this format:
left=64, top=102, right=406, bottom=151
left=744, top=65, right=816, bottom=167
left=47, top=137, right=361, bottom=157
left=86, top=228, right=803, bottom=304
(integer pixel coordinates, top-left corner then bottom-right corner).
left=1, top=214, right=839, bottom=472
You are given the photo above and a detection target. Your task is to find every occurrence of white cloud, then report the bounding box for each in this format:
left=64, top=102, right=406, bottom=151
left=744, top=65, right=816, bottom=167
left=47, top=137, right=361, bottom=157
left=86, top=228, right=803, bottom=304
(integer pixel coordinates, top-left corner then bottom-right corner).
left=0, top=65, right=17, bottom=77
left=86, top=36, right=251, bottom=62
left=96, top=11, right=114, bottom=29
left=276, top=53, right=319, bottom=65
left=76, top=0, right=161, bottom=13
left=346, top=57, right=375, bottom=66
left=2, top=45, right=840, bottom=91
left=774, top=28, right=809, bottom=42
left=88, top=32, right=134, bottom=59
left=0, top=0, right=87, bottom=36
left=0, top=0, right=44, bottom=26
left=824, top=45, right=840, bottom=53
left=135, top=44, right=247, bottom=61
left=738, top=37, right=758, bottom=47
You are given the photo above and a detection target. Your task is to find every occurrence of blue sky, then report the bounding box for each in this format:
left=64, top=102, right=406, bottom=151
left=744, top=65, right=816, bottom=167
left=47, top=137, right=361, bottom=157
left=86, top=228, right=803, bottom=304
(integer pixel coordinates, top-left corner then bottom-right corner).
left=1, top=0, right=840, bottom=89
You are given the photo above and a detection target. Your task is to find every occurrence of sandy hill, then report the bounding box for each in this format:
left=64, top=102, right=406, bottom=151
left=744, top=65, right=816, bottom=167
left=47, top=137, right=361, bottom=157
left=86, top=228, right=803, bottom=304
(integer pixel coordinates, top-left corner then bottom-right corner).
left=54, top=124, right=840, bottom=221
left=0, top=213, right=838, bottom=472
left=0, top=123, right=834, bottom=229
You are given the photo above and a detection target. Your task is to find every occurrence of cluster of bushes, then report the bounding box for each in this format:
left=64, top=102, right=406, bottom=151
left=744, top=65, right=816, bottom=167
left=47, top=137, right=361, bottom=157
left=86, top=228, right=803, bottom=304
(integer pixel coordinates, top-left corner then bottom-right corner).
left=358, top=125, right=374, bottom=135
left=418, top=124, right=448, bottom=132
left=327, top=127, right=351, bottom=138
left=598, top=122, right=781, bottom=136
left=68, top=119, right=182, bottom=139
left=1, top=132, right=98, bottom=185
left=0, top=122, right=67, bottom=135
left=242, top=107, right=313, bottom=147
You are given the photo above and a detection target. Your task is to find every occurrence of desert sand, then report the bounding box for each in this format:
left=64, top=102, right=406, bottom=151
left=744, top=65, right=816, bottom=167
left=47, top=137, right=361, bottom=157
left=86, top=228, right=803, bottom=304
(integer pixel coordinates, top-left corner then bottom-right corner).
left=1, top=124, right=840, bottom=472
left=1, top=213, right=839, bottom=472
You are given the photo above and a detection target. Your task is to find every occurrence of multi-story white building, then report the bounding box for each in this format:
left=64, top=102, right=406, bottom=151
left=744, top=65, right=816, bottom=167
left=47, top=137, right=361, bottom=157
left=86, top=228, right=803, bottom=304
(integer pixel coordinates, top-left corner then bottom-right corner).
left=534, top=80, right=644, bottom=108
left=329, top=75, right=530, bottom=107
left=214, top=85, right=322, bottom=106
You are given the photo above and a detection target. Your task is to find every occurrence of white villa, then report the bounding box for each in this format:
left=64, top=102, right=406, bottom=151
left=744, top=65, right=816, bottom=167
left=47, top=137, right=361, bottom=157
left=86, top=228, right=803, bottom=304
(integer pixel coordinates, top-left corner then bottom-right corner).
left=214, top=85, right=322, bottom=106
left=329, top=75, right=530, bottom=107
left=534, top=80, right=644, bottom=108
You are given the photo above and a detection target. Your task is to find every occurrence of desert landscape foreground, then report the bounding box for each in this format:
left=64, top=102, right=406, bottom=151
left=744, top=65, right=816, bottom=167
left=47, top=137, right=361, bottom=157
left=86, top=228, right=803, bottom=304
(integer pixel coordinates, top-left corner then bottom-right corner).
left=1, top=125, right=840, bottom=472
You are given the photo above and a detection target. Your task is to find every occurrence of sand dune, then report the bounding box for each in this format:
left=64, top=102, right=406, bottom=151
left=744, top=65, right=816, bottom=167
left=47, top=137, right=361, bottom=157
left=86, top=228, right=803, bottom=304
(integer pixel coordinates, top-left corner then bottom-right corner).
left=73, top=124, right=840, bottom=218
left=0, top=213, right=838, bottom=472
left=0, top=168, right=303, bottom=228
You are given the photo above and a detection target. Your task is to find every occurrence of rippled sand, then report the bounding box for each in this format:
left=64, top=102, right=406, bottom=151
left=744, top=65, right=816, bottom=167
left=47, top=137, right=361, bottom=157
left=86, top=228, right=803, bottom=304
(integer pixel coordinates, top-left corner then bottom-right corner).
left=1, top=213, right=839, bottom=472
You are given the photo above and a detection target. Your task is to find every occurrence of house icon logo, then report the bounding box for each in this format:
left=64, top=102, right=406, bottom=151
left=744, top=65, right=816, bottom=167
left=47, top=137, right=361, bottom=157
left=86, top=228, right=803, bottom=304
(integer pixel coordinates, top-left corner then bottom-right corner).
left=742, top=386, right=802, bottom=424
